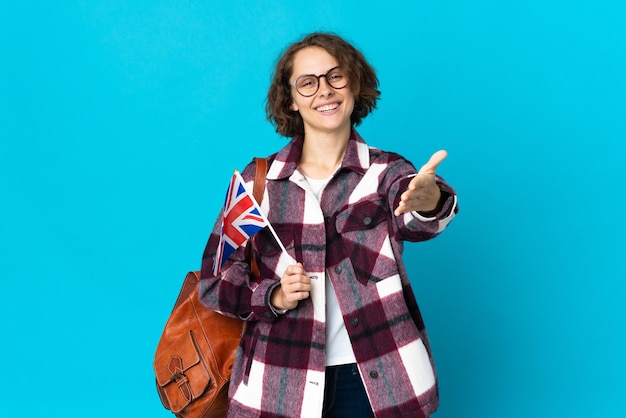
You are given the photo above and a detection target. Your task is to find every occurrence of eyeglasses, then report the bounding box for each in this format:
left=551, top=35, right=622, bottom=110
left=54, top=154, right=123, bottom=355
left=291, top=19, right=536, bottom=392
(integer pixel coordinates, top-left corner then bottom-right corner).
left=290, top=66, right=348, bottom=97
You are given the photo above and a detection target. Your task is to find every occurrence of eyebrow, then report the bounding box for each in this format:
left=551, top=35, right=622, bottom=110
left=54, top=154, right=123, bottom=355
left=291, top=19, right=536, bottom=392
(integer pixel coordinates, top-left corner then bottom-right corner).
left=294, top=66, right=340, bottom=79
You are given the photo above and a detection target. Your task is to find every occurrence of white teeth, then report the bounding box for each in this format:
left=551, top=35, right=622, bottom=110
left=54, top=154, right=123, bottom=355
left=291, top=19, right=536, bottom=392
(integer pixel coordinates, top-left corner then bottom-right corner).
left=316, top=103, right=339, bottom=112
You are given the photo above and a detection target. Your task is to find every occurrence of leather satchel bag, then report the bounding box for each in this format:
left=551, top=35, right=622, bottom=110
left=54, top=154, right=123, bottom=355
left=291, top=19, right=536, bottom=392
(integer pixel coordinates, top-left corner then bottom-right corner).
left=154, top=158, right=267, bottom=417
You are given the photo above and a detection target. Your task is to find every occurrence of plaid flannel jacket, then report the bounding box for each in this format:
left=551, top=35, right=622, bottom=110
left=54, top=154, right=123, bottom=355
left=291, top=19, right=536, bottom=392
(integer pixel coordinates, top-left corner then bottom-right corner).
left=199, top=130, right=458, bottom=418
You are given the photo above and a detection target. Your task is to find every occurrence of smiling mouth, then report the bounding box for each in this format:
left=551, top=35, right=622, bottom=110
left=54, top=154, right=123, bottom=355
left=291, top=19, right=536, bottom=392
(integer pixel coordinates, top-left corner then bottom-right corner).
left=315, top=103, right=339, bottom=113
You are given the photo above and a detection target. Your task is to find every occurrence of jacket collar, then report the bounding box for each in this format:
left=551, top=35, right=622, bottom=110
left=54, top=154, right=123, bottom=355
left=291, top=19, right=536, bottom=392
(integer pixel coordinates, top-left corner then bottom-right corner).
left=267, top=129, right=370, bottom=181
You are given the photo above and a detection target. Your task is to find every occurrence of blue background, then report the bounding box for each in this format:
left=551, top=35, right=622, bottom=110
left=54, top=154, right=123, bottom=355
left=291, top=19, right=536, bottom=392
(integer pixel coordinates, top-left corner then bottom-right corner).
left=1, top=1, right=624, bottom=417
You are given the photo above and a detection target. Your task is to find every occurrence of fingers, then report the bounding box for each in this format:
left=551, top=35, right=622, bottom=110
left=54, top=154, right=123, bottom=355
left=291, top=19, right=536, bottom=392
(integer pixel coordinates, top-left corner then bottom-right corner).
left=284, top=262, right=307, bottom=276
left=394, top=150, right=447, bottom=216
left=282, top=275, right=311, bottom=292
left=280, top=263, right=312, bottom=306
left=418, top=150, right=447, bottom=175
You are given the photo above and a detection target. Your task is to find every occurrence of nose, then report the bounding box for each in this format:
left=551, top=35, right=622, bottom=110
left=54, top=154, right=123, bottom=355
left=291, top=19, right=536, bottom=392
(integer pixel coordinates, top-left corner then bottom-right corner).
left=317, top=76, right=333, bottom=96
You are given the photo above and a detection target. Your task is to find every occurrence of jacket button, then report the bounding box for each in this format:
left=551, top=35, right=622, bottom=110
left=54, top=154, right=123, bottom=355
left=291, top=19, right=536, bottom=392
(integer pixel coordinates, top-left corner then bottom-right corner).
left=334, top=265, right=342, bottom=274
left=350, top=318, right=359, bottom=327
left=363, top=216, right=372, bottom=226
left=369, top=371, right=379, bottom=379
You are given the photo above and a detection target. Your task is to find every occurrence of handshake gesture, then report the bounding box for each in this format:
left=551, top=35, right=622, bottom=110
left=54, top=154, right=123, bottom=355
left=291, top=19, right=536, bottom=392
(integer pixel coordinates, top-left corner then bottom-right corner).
left=394, top=150, right=447, bottom=216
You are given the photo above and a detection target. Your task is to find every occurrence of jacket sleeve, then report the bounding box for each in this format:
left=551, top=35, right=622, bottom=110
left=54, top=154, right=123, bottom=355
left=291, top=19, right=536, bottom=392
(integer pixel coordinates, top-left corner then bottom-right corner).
left=197, top=164, right=283, bottom=323
left=385, top=158, right=459, bottom=242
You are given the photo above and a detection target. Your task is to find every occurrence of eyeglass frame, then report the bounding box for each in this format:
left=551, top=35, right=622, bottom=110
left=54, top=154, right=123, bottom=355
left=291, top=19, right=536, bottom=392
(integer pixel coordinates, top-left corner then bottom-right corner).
left=289, top=66, right=348, bottom=97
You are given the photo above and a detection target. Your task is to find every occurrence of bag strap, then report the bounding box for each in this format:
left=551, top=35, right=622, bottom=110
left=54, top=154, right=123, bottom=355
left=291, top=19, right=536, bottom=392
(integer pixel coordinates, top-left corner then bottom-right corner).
left=252, top=157, right=267, bottom=204
left=249, top=157, right=268, bottom=278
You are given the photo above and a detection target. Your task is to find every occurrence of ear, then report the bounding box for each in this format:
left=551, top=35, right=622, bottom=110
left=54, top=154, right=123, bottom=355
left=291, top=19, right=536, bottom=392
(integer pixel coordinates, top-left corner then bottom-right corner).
left=290, top=101, right=299, bottom=112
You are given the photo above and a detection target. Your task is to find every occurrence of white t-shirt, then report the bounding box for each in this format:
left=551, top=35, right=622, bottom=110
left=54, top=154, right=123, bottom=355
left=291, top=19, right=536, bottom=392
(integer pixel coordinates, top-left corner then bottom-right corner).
left=305, top=175, right=357, bottom=366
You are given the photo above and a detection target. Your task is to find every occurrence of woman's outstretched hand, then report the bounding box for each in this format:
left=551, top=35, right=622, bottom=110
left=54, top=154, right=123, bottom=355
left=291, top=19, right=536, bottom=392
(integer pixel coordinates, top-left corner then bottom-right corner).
left=394, top=150, right=447, bottom=217
left=270, top=262, right=311, bottom=311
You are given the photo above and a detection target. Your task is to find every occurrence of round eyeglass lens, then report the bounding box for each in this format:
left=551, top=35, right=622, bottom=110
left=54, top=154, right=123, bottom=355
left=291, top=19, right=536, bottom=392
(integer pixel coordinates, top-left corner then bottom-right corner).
left=294, top=68, right=348, bottom=97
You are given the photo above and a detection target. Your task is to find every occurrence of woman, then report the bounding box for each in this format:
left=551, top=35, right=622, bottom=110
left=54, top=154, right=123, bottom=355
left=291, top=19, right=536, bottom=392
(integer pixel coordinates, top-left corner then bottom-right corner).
left=199, top=32, right=458, bottom=418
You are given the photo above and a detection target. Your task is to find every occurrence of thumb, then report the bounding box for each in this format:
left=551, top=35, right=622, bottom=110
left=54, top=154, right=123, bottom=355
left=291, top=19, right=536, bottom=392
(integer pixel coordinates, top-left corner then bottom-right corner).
left=418, top=150, right=448, bottom=175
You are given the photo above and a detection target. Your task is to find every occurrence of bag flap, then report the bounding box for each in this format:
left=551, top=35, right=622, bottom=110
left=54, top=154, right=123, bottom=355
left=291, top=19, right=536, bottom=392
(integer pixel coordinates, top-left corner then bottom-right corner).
left=154, top=331, right=208, bottom=387
left=154, top=331, right=212, bottom=413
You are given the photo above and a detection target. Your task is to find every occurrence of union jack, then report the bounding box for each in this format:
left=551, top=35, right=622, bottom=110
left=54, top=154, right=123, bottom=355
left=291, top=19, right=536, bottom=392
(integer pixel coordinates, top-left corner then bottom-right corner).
left=213, top=170, right=269, bottom=276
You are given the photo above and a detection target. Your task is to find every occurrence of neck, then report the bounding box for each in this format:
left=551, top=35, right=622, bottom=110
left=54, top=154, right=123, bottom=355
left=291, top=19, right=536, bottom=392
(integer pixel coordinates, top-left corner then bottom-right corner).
left=299, top=127, right=351, bottom=179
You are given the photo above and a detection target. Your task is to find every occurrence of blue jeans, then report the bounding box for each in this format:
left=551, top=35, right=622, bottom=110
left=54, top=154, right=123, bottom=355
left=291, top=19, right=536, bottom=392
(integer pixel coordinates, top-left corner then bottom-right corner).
left=323, top=363, right=375, bottom=418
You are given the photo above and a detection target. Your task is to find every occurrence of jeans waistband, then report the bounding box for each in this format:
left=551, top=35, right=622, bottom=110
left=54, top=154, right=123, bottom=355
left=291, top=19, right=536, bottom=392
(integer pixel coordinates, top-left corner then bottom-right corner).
left=326, top=363, right=358, bottom=373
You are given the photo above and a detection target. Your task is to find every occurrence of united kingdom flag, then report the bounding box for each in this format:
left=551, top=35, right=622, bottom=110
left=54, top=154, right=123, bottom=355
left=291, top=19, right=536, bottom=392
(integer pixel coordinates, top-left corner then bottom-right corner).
left=213, top=170, right=269, bottom=276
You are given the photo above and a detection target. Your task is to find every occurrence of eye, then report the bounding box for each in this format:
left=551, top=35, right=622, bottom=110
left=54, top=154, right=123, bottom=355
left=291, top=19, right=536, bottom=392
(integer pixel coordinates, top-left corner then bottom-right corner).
left=297, top=77, right=317, bottom=90
left=328, top=72, right=344, bottom=81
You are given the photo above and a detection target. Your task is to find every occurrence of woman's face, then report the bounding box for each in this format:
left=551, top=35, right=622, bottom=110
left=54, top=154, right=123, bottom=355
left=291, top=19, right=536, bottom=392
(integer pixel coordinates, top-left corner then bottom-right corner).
left=289, top=46, right=355, bottom=137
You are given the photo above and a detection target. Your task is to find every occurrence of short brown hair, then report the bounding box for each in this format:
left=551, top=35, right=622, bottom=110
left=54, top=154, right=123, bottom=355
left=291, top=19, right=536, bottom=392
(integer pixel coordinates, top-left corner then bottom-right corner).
left=266, top=33, right=381, bottom=138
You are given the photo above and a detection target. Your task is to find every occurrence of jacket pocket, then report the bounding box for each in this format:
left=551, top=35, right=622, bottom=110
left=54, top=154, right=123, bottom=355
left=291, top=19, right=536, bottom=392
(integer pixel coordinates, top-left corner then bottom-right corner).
left=335, top=198, right=387, bottom=233
left=335, top=198, right=398, bottom=285
left=253, top=227, right=295, bottom=278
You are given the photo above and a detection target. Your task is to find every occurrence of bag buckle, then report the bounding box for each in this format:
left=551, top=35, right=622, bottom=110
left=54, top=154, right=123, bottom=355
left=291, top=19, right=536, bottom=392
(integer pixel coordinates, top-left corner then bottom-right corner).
left=167, top=355, right=193, bottom=402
